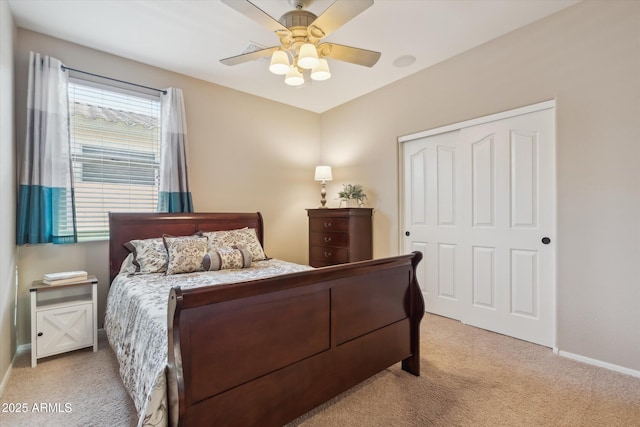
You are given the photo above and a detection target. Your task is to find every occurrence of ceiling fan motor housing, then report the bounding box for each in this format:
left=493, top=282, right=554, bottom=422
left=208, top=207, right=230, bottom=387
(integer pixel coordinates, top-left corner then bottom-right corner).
left=279, top=10, right=317, bottom=29
left=278, top=9, right=319, bottom=51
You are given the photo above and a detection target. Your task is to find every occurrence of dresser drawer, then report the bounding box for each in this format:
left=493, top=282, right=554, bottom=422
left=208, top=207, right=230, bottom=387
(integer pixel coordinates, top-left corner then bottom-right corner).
left=309, top=218, right=349, bottom=233
left=307, top=208, right=373, bottom=268
left=310, top=246, right=348, bottom=264
left=309, top=231, right=349, bottom=247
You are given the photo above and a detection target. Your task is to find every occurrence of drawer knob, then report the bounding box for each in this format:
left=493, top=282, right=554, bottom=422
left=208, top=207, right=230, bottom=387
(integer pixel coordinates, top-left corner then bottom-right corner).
left=37, top=332, right=43, bottom=337
left=324, top=237, right=332, bottom=242
left=324, top=251, right=332, bottom=257
left=323, top=222, right=332, bottom=228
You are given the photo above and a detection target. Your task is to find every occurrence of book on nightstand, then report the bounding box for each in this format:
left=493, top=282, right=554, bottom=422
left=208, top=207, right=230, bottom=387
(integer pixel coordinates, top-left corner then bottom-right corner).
left=42, top=270, right=88, bottom=285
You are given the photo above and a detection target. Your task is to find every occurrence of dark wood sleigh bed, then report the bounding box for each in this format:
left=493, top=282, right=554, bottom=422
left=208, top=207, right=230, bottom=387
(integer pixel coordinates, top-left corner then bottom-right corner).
left=108, top=212, right=424, bottom=427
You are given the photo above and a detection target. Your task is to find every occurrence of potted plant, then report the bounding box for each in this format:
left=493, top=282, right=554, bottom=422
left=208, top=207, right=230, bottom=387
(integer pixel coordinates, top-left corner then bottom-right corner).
left=338, top=184, right=367, bottom=208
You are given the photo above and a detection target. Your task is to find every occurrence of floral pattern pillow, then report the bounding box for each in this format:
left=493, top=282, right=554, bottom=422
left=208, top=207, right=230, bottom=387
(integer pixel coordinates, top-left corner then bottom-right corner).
left=202, top=228, right=266, bottom=261
left=203, top=245, right=253, bottom=271
left=124, top=238, right=168, bottom=274
left=163, top=235, right=208, bottom=275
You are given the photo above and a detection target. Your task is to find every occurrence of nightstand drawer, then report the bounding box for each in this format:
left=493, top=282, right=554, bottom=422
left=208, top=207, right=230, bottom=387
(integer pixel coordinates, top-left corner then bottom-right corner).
left=310, top=246, right=348, bottom=264
left=309, top=218, right=349, bottom=232
left=310, top=231, right=349, bottom=247
left=36, top=302, right=93, bottom=358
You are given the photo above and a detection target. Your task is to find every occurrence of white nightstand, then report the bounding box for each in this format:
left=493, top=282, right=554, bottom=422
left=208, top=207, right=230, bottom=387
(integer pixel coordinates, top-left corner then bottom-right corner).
left=30, top=276, right=98, bottom=367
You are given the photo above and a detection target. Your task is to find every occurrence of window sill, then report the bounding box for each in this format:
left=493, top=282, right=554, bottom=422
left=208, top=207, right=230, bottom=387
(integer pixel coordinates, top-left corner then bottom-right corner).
left=77, top=236, right=109, bottom=243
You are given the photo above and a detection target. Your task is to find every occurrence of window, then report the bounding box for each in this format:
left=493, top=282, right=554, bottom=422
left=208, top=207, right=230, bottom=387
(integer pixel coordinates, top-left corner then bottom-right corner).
left=68, top=79, right=161, bottom=240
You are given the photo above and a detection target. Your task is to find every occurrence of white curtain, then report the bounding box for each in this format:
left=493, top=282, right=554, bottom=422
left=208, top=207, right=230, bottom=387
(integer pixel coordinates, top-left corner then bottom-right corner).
left=16, top=51, right=76, bottom=244
left=158, top=87, right=193, bottom=212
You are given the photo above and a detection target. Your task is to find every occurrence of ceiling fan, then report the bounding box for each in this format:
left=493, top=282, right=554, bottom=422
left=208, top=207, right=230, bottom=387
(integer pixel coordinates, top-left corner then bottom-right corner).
left=220, top=0, right=381, bottom=86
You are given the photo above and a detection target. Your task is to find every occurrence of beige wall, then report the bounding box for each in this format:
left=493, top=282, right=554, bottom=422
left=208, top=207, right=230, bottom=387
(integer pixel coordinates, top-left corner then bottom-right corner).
left=0, top=0, right=17, bottom=395
left=321, top=0, right=640, bottom=372
left=13, top=29, right=320, bottom=346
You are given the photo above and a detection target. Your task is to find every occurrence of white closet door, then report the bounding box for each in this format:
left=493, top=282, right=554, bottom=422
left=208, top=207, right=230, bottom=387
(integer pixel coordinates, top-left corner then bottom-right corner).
left=403, top=105, right=555, bottom=347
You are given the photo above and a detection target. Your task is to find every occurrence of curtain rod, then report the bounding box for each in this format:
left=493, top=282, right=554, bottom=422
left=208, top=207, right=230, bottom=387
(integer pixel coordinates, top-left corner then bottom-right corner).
left=61, top=65, right=167, bottom=95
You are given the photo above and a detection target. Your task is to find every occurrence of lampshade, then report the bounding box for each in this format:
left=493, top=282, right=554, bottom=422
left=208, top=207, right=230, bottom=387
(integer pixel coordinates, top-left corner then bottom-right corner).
left=284, top=65, right=304, bottom=86
left=311, top=58, right=331, bottom=81
left=297, top=43, right=319, bottom=69
left=314, top=165, right=333, bottom=182
left=269, top=50, right=290, bottom=75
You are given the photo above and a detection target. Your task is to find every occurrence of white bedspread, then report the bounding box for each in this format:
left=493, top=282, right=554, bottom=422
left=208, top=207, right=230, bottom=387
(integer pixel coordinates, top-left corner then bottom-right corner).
left=104, top=259, right=313, bottom=427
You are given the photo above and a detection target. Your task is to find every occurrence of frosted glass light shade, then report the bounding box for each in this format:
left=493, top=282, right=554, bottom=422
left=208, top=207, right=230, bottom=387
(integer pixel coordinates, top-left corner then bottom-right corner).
left=297, top=43, right=319, bottom=69
left=311, top=58, right=331, bottom=81
left=284, top=66, right=304, bottom=86
left=269, top=51, right=290, bottom=75
left=314, top=165, right=333, bottom=181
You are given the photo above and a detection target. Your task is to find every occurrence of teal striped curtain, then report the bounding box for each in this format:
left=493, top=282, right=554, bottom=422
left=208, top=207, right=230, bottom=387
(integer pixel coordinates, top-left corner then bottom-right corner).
left=158, top=87, right=193, bottom=213
left=16, top=52, right=76, bottom=245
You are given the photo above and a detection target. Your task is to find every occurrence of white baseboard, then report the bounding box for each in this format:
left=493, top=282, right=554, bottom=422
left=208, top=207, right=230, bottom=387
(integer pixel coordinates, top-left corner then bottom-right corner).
left=0, top=361, right=10, bottom=397
left=557, top=349, right=640, bottom=379
left=0, top=344, right=30, bottom=397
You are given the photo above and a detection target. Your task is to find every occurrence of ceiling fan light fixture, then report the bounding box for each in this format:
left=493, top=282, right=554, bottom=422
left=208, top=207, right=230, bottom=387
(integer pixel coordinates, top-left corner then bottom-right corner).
left=220, top=0, right=381, bottom=88
left=269, top=50, right=290, bottom=75
left=297, top=43, right=319, bottom=69
left=284, top=65, right=304, bottom=86
left=311, top=58, right=331, bottom=81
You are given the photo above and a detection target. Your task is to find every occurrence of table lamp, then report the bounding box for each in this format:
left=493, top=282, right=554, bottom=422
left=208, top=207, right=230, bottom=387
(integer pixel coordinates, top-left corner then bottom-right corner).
left=314, top=166, right=333, bottom=208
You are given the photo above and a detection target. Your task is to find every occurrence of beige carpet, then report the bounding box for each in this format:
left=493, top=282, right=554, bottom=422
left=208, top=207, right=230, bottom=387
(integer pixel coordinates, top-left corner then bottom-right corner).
left=1, top=330, right=137, bottom=426
left=2, top=314, right=639, bottom=426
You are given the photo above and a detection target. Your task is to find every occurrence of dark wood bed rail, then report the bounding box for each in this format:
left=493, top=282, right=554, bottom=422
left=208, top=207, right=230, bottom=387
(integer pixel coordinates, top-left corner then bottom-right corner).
left=167, top=251, right=424, bottom=427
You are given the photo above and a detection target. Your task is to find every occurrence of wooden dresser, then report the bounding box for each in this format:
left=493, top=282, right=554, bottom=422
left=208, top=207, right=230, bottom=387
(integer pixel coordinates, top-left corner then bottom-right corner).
left=307, top=208, right=373, bottom=267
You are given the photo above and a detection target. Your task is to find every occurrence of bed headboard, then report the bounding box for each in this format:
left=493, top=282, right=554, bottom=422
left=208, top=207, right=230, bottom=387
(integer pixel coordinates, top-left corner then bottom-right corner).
left=108, top=212, right=264, bottom=283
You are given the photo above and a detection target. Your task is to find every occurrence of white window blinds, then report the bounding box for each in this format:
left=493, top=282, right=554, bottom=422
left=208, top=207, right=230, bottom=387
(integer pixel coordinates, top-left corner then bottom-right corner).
left=68, top=79, right=161, bottom=240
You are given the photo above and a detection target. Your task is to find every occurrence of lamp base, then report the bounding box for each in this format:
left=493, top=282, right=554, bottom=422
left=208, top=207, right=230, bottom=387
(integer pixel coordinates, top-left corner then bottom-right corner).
left=319, top=182, right=328, bottom=208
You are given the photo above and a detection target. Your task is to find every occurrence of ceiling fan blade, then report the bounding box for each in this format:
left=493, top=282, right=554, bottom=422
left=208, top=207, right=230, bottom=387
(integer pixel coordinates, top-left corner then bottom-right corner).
left=308, top=0, right=374, bottom=39
left=220, top=46, right=279, bottom=66
left=221, top=0, right=290, bottom=34
left=317, top=43, right=381, bottom=67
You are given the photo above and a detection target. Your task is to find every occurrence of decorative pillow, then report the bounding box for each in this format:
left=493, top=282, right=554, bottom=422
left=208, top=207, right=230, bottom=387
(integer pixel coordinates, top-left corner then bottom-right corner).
left=163, top=235, right=208, bottom=275
left=124, top=238, right=169, bottom=274
left=119, top=253, right=136, bottom=274
left=203, top=245, right=253, bottom=271
left=201, top=228, right=266, bottom=261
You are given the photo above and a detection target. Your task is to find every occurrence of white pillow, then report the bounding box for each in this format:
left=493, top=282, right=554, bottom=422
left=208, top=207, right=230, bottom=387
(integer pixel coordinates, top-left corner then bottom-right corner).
left=119, top=253, right=136, bottom=274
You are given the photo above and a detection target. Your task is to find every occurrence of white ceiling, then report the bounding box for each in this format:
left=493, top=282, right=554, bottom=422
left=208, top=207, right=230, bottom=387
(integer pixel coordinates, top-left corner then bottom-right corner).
left=8, top=0, right=578, bottom=113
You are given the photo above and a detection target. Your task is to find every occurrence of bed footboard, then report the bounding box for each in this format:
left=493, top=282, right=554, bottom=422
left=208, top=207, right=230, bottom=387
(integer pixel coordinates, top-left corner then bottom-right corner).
left=167, top=252, right=423, bottom=427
